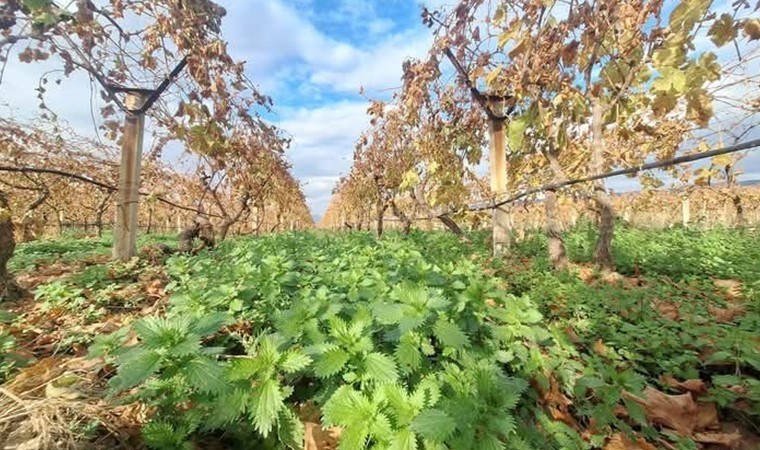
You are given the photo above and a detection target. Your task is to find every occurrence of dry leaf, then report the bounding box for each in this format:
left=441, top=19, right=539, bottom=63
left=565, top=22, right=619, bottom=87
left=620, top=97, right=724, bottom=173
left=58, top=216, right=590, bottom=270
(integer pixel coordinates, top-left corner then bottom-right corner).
left=564, top=326, right=581, bottom=344
left=576, top=266, right=595, bottom=283
left=708, top=304, right=746, bottom=323
left=593, top=339, right=610, bottom=357
left=601, top=272, right=624, bottom=284
left=604, top=433, right=657, bottom=450
left=624, top=387, right=697, bottom=435
left=713, top=279, right=742, bottom=300
left=653, top=300, right=680, bottom=321
left=696, top=402, right=720, bottom=431
left=304, top=422, right=342, bottom=450
left=660, top=375, right=707, bottom=396
left=694, top=431, right=741, bottom=447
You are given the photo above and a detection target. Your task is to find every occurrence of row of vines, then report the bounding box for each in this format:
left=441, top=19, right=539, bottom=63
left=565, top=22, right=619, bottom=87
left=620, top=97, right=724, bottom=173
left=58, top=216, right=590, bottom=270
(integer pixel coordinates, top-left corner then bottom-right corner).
left=0, top=0, right=313, bottom=299
left=321, top=0, right=760, bottom=271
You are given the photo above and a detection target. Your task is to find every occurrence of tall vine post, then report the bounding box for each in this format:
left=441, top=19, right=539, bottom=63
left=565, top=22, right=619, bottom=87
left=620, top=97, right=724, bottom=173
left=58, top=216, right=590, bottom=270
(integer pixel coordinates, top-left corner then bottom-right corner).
left=113, top=92, right=148, bottom=259
left=488, top=110, right=510, bottom=255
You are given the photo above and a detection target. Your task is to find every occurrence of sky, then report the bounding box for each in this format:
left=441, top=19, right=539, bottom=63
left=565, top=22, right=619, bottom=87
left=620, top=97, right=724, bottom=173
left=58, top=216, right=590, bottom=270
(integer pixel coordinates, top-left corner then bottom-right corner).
left=1, top=0, right=758, bottom=222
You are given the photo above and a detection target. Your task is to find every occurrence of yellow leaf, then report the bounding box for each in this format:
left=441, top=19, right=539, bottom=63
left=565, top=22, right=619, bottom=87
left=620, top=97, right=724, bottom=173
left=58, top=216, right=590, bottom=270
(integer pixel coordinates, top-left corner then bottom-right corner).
left=708, top=14, right=737, bottom=47
left=508, top=37, right=528, bottom=59
left=652, top=92, right=677, bottom=116
left=685, top=89, right=713, bottom=127
left=712, top=154, right=732, bottom=167
left=669, top=0, right=711, bottom=33
left=485, top=67, right=502, bottom=87
left=497, top=22, right=519, bottom=48
left=492, top=6, right=505, bottom=25
left=743, top=19, right=760, bottom=40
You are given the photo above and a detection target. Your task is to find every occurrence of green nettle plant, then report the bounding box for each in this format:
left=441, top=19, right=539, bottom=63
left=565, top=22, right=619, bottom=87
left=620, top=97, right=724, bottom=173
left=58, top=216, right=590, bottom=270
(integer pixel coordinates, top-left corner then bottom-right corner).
left=91, top=233, right=572, bottom=450
left=86, top=228, right=760, bottom=449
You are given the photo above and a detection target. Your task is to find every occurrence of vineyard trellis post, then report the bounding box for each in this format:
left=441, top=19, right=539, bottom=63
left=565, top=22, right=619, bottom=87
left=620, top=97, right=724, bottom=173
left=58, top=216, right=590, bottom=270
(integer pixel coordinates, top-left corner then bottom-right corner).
left=489, top=115, right=510, bottom=256
left=113, top=92, right=148, bottom=259
left=106, top=57, right=187, bottom=260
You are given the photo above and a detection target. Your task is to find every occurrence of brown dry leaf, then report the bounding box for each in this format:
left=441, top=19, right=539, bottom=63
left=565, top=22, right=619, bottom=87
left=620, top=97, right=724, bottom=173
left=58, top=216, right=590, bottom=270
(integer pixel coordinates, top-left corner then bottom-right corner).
left=624, top=387, right=697, bottom=435
left=696, top=402, right=720, bottom=431
left=564, top=326, right=581, bottom=344
left=593, top=339, right=610, bottom=357
left=604, top=433, right=657, bottom=450
left=533, top=375, right=578, bottom=430
left=7, top=357, right=66, bottom=394
left=694, top=430, right=741, bottom=447
left=708, top=304, right=746, bottom=323
left=660, top=375, right=707, bottom=396
left=576, top=266, right=595, bottom=283
left=304, top=422, right=342, bottom=450
left=601, top=272, right=624, bottom=284
left=144, top=279, right=165, bottom=298
left=653, top=300, right=680, bottom=321
left=82, top=319, right=123, bottom=335
left=713, top=279, right=742, bottom=300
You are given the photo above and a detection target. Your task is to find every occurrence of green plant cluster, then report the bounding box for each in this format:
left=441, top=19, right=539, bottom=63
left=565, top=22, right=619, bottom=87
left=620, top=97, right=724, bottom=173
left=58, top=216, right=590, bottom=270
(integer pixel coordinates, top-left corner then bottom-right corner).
left=93, top=232, right=585, bottom=449
left=28, top=224, right=752, bottom=450
left=9, top=233, right=177, bottom=273
left=506, top=225, right=760, bottom=428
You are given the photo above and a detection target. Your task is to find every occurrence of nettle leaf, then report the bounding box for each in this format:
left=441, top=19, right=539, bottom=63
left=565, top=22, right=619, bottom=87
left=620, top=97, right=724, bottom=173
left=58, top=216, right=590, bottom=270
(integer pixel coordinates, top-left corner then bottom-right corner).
left=279, top=349, right=312, bottom=373
left=314, top=347, right=350, bottom=378
left=277, top=407, right=305, bottom=450
left=142, top=420, right=192, bottom=450
left=385, top=384, right=415, bottom=424
left=414, top=377, right=441, bottom=408
left=708, top=13, right=737, bottom=47
left=183, top=357, right=225, bottom=394
left=370, top=412, right=394, bottom=440
left=252, top=379, right=284, bottom=437
left=168, top=336, right=202, bottom=357
left=364, top=352, right=399, bottom=383
left=190, top=311, right=229, bottom=336
left=110, top=348, right=162, bottom=391
left=411, top=409, right=457, bottom=442
left=323, top=386, right=373, bottom=427
left=208, top=388, right=249, bottom=427
left=339, top=424, right=370, bottom=450
left=227, top=357, right=264, bottom=381
left=433, top=319, right=469, bottom=349
left=389, top=429, right=418, bottom=450
left=398, top=314, right=426, bottom=335
left=373, top=302, right=404, bottom=325
left=396, top=335, right=423, bottom=373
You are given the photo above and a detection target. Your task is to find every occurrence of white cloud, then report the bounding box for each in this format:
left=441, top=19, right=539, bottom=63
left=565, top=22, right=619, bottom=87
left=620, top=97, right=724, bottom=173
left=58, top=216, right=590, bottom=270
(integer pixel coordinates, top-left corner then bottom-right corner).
left=277, top=101, right=372, bottom=214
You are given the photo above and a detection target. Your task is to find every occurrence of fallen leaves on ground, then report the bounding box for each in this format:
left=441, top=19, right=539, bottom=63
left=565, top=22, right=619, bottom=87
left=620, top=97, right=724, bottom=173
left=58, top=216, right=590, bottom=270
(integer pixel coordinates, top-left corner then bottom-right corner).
left=299, top=402, right=342, bottom=450
left=653, top=299, right=681, bottom=320
left=604, top=433, right=657, bottom=450
left=712, top=279, right=742, bottom=301
left=660, top=375, right=707, bottom=396
left=708, top=304, right=746, bottom=323
left=624, top=387, right=697, bottom=435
